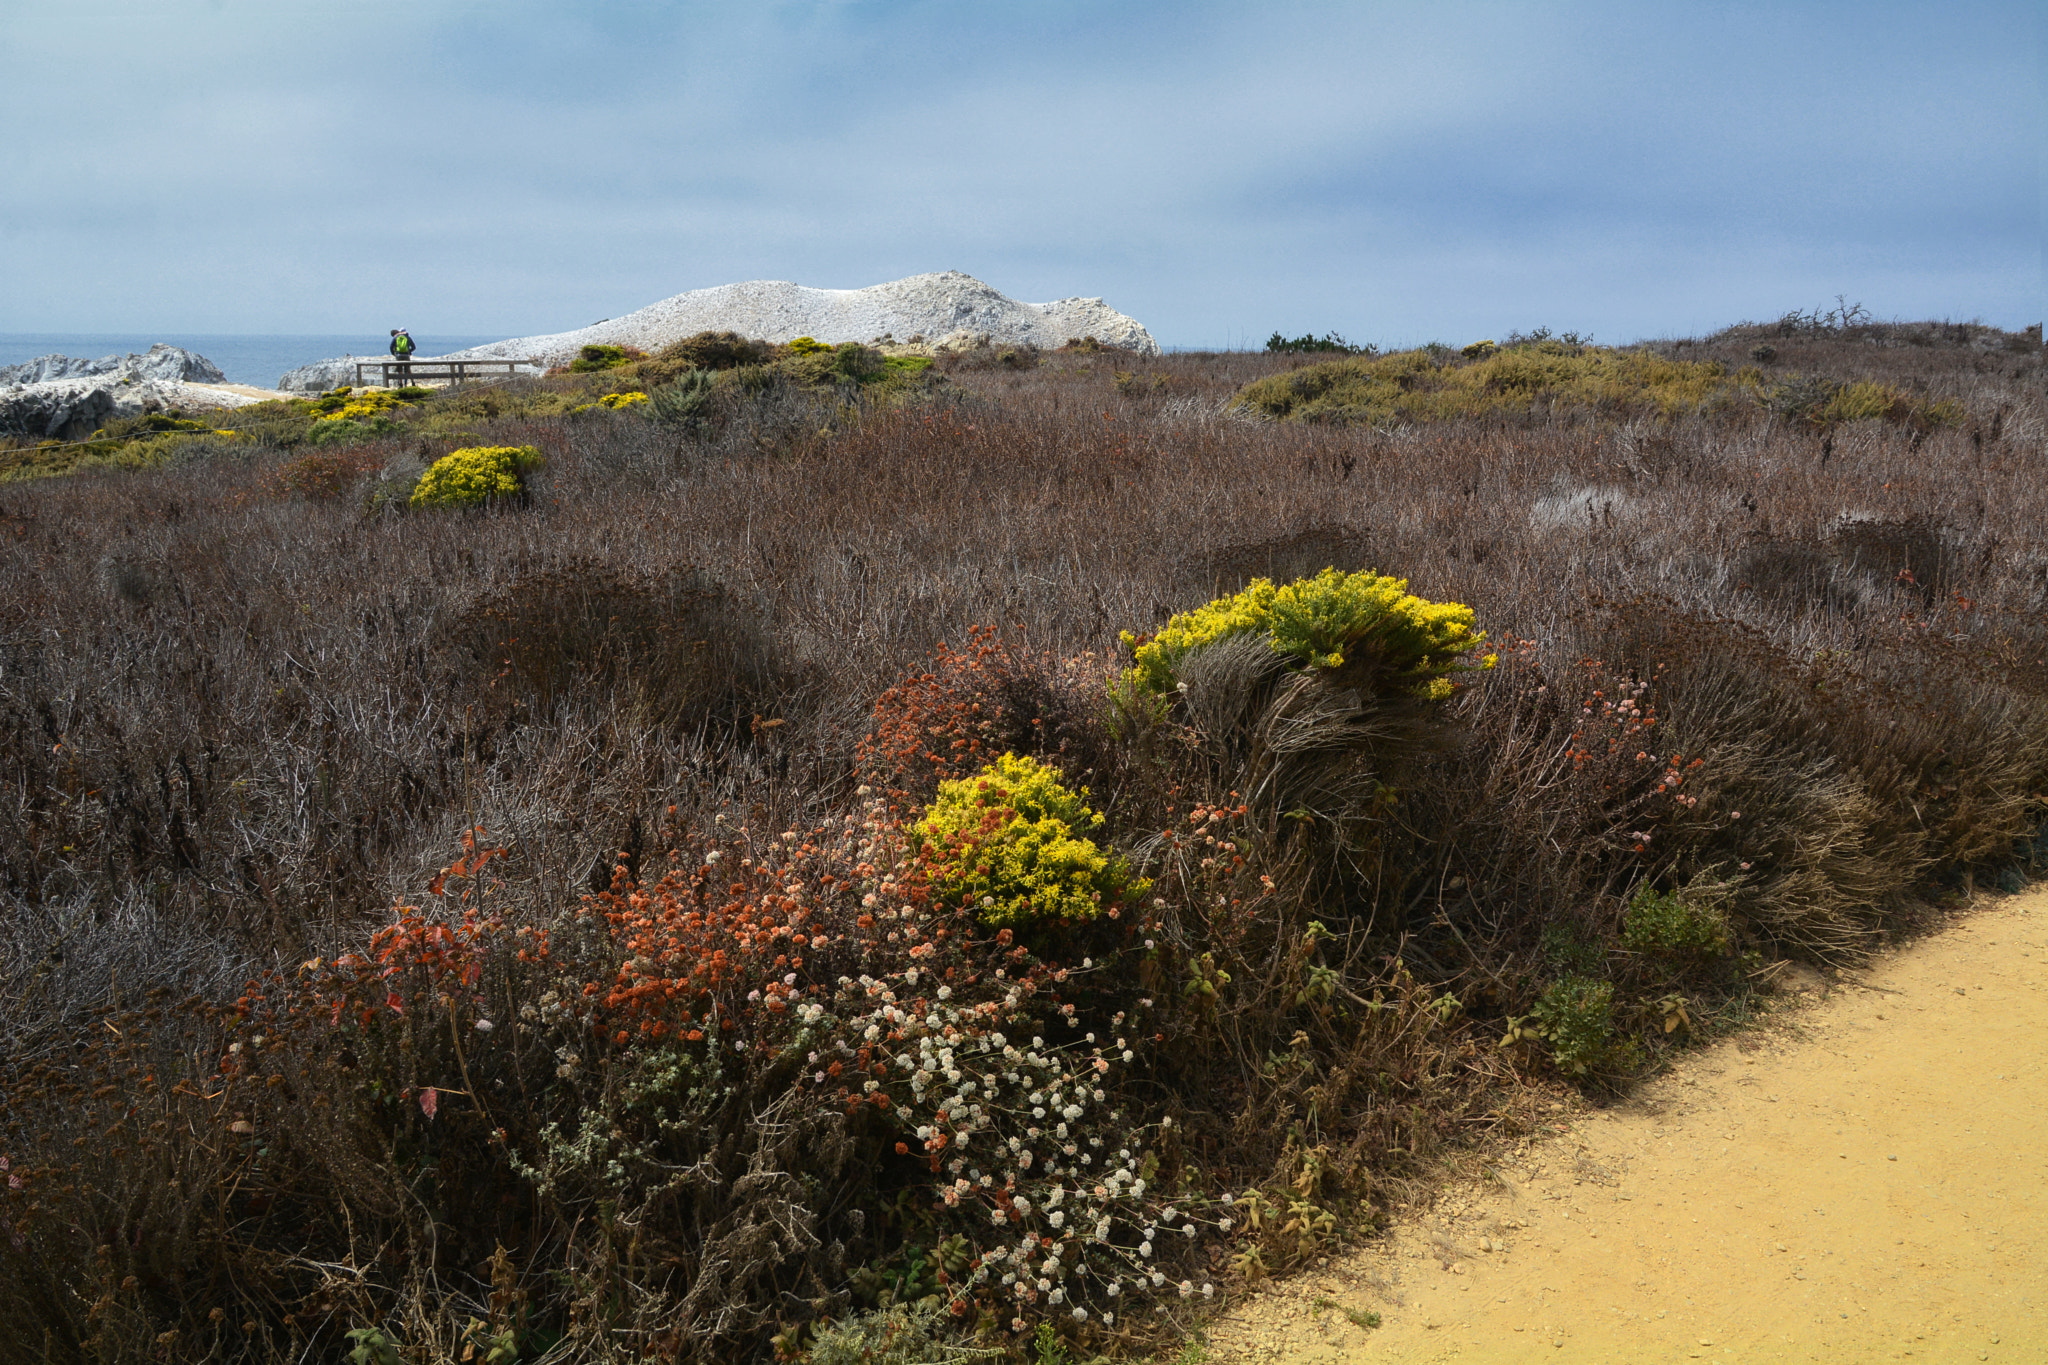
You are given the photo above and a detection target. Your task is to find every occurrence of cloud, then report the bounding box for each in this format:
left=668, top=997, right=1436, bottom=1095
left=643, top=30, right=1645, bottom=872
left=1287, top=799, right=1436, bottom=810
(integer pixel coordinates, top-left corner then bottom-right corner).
left=1, top=0, right=2037, bottom=342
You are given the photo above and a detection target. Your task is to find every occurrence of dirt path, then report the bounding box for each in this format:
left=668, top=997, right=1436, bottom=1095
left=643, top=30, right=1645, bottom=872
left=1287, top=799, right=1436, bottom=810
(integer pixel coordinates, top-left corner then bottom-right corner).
left=1204, top=888, right=2046, bottom=1364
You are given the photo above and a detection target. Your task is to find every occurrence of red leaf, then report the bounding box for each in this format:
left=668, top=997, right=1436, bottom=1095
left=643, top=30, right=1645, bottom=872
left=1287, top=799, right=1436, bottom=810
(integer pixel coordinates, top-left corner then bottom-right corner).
left=385, top=992, right=405, bottom=1016
left=419, top=1087, right=438, bottom=1121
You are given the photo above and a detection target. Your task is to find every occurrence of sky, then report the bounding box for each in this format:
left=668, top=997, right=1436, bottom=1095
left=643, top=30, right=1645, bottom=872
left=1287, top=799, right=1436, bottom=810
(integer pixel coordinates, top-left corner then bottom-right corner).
left=2, top=1, right=2040, bottom=349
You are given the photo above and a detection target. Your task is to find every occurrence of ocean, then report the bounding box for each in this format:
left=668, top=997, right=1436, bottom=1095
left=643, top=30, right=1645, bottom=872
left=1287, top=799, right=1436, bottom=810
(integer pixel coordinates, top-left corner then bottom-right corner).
left=0, top=333, right=511, bottom=389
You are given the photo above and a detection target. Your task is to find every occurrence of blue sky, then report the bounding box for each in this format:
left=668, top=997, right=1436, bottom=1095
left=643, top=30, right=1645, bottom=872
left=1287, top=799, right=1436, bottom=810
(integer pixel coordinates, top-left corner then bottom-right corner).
left=2, top=1, right=2039, bottom=347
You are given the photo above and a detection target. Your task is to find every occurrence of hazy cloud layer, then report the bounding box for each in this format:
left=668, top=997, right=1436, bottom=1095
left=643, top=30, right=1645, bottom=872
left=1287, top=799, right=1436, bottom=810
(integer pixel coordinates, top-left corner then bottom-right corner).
left=3, top=1, right=2038, bottom=345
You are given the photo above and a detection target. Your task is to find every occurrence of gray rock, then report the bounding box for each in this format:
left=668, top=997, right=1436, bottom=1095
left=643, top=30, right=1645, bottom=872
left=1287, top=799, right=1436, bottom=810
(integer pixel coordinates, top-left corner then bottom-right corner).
left=277, top=355, right=373, bottom=393
left=124, top=343, right=226, bottom=383
left=0, top=343, right=224, bottom=387
left=0, top=384, right=119, bottom=441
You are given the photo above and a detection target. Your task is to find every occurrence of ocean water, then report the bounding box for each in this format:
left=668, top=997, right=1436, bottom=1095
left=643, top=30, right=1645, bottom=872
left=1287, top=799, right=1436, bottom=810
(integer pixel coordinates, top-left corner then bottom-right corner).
left=0, top=333, right=510, bottom=389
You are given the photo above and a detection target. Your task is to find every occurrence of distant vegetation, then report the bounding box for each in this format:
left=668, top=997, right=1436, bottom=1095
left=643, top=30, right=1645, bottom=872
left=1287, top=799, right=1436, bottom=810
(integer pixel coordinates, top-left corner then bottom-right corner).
left=1236, top=334, right=1965, bottom=431
left=0, top=314, right=2041, bottom=1364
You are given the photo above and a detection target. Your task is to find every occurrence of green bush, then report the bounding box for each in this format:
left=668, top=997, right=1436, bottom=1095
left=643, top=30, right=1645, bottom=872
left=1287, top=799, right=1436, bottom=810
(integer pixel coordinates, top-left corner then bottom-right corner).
left=409, top=444, right=545, bottom=509
left=1266, top=330, right=1371, bottom=355
left=1123, top=568, right=1492, bottom=700
left=568, top=344, right=643, bottom=373
left=915, top=752, right=1147, bottom=927
left=1623, top=879, right=1732, bottom=955
left=1533, top=975, right=1618, bottom=1077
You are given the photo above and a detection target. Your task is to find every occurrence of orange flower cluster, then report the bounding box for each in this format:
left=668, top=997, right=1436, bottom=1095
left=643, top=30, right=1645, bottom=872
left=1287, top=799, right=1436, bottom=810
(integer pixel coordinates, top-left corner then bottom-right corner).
left=579, top=806, right=943, bottom=1048
left=857, top=626, right=1013, bottom=806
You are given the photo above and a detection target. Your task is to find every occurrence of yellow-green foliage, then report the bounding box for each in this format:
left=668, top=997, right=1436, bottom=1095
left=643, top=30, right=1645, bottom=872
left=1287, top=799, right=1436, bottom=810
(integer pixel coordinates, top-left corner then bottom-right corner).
left=409, top=445, right=545, bottom=509
left=1123, top=568, right=1492, bottom=699
left=310, top=387, right=413, bottom=423
left=785, top=336, right=831, bottom=357
left=916, top=753, right=1148, bottom=928
left=1233, top=342, right=1741, bottom=424
left=569, top=344, right=641, bottom=373
left=598, top=391, right=650, bottom=410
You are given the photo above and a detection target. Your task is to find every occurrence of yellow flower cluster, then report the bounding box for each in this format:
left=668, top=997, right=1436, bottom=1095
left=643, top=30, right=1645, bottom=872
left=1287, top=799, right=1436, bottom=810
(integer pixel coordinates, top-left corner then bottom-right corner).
left=1123, top=568, right=1493, bottom=699
left=409, top=445, right=545, bottom=509
left=598, top=391, right=650, bottom=410
left=309, top=387, right=411, bottom=424
left=916, top=753, right=1148, bottom=928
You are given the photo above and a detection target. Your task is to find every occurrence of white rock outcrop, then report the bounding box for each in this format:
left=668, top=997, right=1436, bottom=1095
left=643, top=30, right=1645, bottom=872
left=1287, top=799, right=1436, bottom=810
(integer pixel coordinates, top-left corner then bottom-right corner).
left=442, top=271, right=1159, bottom=370
left=0, top=343, right=226, bottom=387
left=0, top=375, right=274, bottom=441
left=278, top=355, right=381, bottom=393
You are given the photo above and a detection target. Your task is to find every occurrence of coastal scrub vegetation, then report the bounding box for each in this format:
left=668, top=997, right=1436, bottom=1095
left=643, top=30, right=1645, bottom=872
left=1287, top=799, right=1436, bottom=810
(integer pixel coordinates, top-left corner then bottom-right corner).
left=0, top=314, right=2043, bottom=1363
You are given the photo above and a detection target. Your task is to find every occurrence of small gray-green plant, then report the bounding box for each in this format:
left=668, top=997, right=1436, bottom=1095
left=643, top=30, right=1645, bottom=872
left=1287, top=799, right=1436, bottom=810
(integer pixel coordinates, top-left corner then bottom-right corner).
left=650, top=368, right=719, bottom=437
left=803, top=1301, right=1001, bottom=1365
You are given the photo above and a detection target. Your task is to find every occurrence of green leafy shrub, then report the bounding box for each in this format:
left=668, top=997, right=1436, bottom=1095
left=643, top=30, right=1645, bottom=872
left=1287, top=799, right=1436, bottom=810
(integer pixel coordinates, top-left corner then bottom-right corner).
left=1123, top=568, right=1492, bottom=700
left=1623, top=879, right=1732, bottom=955
left=916, top=752, right=1147, bottom=927
left=409, top=444, right=545, bottom=509
left=567, top=343, right=646, bottom=373
left=1532, top=975, right=1619, bottom=1077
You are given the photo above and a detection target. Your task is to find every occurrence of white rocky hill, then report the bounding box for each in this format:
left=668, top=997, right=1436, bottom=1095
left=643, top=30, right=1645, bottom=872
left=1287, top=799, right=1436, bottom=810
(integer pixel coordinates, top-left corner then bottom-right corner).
left=442, top=270, right=1159, bottom=371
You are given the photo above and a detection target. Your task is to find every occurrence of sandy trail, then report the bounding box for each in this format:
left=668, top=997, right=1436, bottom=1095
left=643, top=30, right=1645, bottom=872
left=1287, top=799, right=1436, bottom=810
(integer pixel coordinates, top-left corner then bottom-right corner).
left=1204, top=888, right=2046, bottom=1364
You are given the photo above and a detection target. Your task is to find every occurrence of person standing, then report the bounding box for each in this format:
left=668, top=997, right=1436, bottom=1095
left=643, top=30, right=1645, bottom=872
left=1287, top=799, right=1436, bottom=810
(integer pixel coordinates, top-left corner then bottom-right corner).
left=389, top=328, right=417, bottom=385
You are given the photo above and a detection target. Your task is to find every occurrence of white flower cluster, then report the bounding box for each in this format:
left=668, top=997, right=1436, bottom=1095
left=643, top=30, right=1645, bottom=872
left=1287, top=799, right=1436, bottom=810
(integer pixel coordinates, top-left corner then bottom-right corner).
left=826, top=969, right=1219, bottom=1325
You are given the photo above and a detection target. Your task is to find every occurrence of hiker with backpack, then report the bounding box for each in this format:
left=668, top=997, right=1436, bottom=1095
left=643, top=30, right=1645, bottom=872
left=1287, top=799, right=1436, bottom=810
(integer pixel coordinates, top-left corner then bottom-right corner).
left=389, top=328, right=417, bottom=384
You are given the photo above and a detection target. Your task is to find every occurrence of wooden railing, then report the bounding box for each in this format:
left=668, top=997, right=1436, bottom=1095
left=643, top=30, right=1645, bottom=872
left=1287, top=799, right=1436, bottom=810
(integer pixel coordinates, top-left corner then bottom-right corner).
left=354, top=359, right=537, bottom=388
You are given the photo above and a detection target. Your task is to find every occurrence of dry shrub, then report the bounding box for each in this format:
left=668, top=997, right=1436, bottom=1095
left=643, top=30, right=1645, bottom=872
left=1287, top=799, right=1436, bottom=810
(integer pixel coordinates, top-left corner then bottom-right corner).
left=439, top=558, right=777, bottom=732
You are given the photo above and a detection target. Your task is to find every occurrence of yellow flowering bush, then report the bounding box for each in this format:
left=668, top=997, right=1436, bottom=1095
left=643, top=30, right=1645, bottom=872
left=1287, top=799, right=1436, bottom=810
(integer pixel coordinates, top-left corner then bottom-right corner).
left=1123, top=568, right=1493, bottom=699
left=409, top=445, right=545, bottom=509
left=599, top=390, right=650, bottom=410
left=916, top=753, right=1148, bottom=928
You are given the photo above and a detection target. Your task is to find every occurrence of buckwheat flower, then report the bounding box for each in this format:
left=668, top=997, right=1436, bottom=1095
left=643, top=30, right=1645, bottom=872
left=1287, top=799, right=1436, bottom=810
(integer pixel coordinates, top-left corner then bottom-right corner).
left=1012, top=1318, right=1026, bottom=1333
left=1183, top=1224, right=1196, bottom=1238
left=1106, top=1281, right=1121, bottom=1297
left=1072, top=1307, right=1087, bottom=1322
left=1202, top=1283, right=1215, bottom=1297
left=1102, top=1312, right=1115, bottom=1326
left=473, top=1018, right=494, bottom=1033
left=1139, top=1241, right=1153, bottom=1258
left=1151, top=1271, right=1165, bottom=1287
left=1049, top=1211, right=1065, bottom=1229
left=1179, top=1281, right=1194, bottom=1298
left=1218, top=1217, right=1234, bottom=1232
left=1015, top=1196, right=1033, bottom=1214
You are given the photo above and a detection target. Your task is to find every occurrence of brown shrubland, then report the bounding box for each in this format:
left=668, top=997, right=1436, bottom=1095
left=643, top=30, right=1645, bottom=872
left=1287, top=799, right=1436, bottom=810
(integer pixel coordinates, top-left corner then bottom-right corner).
left=0, top=322, right=2042, bottom=1362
